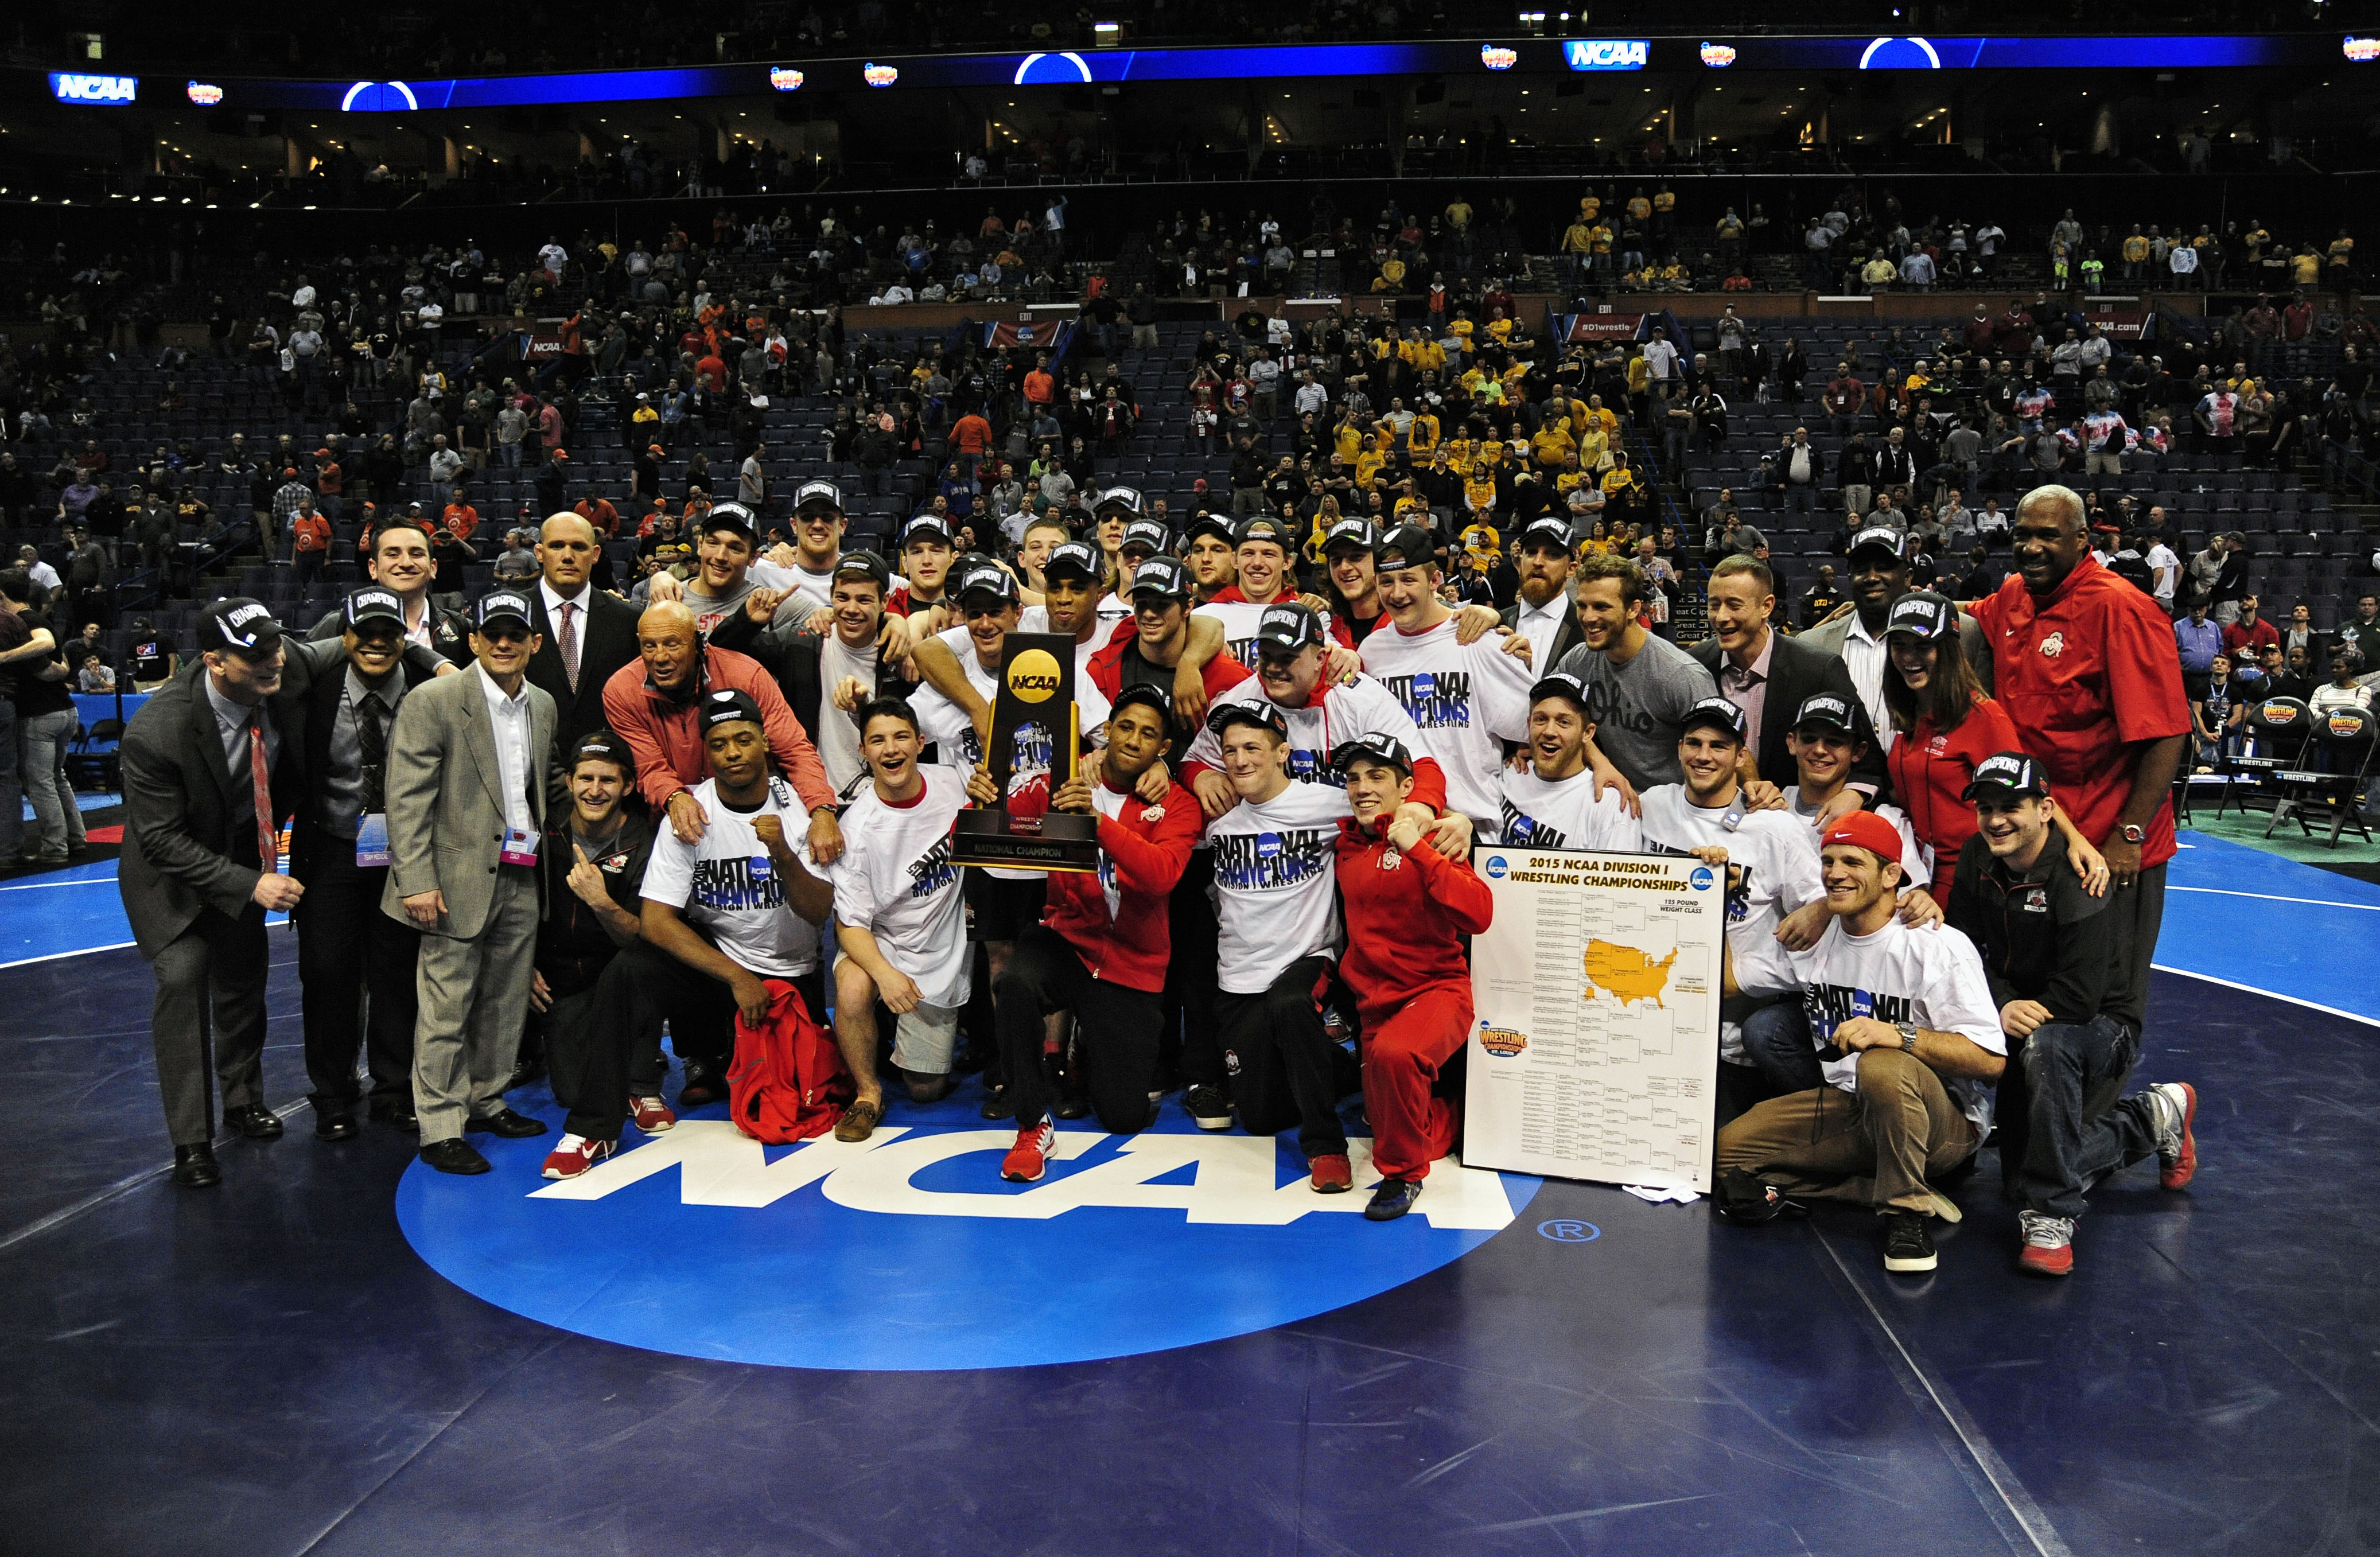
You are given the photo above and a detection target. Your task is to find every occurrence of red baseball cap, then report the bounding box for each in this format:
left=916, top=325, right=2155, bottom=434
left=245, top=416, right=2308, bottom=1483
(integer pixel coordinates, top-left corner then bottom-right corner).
left=1820, top=810, right=1906, bottom=867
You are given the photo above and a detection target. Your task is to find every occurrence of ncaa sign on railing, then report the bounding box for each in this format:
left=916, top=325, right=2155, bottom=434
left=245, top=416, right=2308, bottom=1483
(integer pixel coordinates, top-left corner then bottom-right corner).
left=50, top=72, right=138, bottom=104
left=1563, top=39, right=1648, bottom=71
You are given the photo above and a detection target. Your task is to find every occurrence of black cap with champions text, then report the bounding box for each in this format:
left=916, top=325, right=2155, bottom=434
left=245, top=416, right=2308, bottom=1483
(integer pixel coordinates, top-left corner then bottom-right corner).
left=570, top=730, right=633, bottom=770
left=1330, top=732, right=1414, bottom=776
left=1681, top=695, right=1748, bottom=743
left=1043, top=541, right=1102, bottom=582
left=831, top=550, right=892, bottom=590
left=1120, top=518, right=1170, bottom=556
left=1110, top=682, right=1173, bottom=726
left=1376, top=524, right=1438, bottom=571
left=1130, top=556, right=1194, bottom=601
left=341, top=586, right=406, bottom=631
left=472, top=590, right=535, bottom=632
left=1236, top=515, right=1295, bottom=551
left=900, top=514, right=955, bottom=551
left=1253, top=601, right=1325, bottom=651
left=1963, top=750, right=2051, bottom=800
left=957, top=563, right=1020, bottom=604
left=1885, top=590, right=1957, bottom=641
left=1792, top=692, right=1858, bottom=733
left=699, top=688, right=766, bottom=732
left=1519, top=516, right=1574, bottom=555
left=1183, top=513, right=1238, bottom=551
left=199, top=597, right=284, bottom=655
left=1207, top=700, right=1289, bottom=739
left=701, top=502, right=759, bottom=543
left=1529, top=672, right=1592, bottom=714
left=1094, top=485, right=1144, bottom=515
left=1848, top=525, right=1909, bottom=562
left=1323, top=518, right=1381, bottom=557
left=794, top=480, right=845, bottom=513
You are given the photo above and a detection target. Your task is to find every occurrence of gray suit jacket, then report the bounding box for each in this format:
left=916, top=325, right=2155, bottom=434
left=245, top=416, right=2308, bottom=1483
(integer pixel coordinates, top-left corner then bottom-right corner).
left=380, top=667, right=559, bottom=939
left=1799, top=605, right=1995, bottom=698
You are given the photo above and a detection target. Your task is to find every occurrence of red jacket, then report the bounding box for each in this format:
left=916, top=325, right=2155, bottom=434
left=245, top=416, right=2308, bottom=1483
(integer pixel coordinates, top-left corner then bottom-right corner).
left=1041, top=775, right=1201, bottom=992
left=602, top=644, right=838, bottom=817
left=1332, top=819, right=1494, bottom=1026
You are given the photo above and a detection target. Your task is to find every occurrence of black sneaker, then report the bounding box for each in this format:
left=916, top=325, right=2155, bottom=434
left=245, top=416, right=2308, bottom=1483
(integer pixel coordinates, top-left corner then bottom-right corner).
left=1883, top=1211, right=1938, bottom=1273
left=1363, top=1177, right=1424, bottom=1221
left=1184, top=1084, right=1232, bottom=1132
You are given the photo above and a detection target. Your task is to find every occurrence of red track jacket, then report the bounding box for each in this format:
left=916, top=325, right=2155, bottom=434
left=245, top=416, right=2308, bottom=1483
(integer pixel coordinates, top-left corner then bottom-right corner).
left=1041, top=774, right=1201, bottom=992
left=1332, top=818, right=1495, bottom=1027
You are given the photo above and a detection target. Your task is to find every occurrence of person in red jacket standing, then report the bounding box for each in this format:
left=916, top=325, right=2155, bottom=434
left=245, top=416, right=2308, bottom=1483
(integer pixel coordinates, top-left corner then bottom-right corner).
left=1331, top=733, right=1494, bottom=1221
left=997, top=685, right=1201, bottom=1182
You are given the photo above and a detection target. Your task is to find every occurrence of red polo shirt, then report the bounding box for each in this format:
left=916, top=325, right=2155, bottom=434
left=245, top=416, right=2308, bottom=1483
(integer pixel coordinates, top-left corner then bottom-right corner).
left=1975, top=554, right=2191, bottom=867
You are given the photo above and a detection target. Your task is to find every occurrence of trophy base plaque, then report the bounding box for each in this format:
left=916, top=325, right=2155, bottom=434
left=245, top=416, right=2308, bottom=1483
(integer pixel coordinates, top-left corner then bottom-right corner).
left=951, top=809, right=1101, bottom=872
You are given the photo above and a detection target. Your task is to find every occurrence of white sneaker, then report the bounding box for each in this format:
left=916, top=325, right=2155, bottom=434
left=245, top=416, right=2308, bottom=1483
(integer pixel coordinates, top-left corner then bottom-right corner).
left=2017, top=1210, right=2076, bottom=1276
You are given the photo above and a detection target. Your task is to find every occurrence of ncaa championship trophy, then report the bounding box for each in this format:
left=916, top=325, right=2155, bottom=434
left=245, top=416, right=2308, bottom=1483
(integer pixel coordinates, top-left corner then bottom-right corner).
left=950, top=633, right=1102, bottom=872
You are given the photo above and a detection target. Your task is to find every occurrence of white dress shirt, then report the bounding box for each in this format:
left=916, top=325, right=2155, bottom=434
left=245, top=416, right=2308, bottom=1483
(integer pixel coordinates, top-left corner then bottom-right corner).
left=477, top=663, right=537, bottom=837
left=1841, top=612, right=1892, bottom=750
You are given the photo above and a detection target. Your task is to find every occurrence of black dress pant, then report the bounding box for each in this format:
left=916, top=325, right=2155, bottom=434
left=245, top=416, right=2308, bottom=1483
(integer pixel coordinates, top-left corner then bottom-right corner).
left=1216, top=955, right=1358, bottom=1160
left=293, top=839, right=419, bottom=1112
left=1161, top=850, right=1224, bottom=1089
left=150, top=904, right=272, bottom=1146
left=993, top=924, right=1162, bottom=1135
left=543, top=955, right=639, bottom=1143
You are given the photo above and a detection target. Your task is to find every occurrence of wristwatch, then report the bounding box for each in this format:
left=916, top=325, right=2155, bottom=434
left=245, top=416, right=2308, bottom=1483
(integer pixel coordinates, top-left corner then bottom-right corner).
left=1895, top=1020, right=1919, bottom=1052
left=2121, top=823, right=2147, bottom=843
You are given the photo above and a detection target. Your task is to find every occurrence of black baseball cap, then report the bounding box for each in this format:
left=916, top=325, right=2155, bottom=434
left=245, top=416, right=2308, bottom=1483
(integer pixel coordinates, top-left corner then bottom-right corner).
left=473, top=590, right=535, bottom=632
left=1331, top=733, right=1414, bottom=776
left=900, top=514, right=956, bottom=550
left=1043, top=541, right=1103, bottom=582
left=1236, top=515, right=1294, bottom=551
left=1681, top=696, right=1747, bottom=744
left=1207, top=701, right=1289, bottom=739
left=570, top=730, right=632, bottom=770
left=1963, top=750, right=2051, bottom=800
left=1848, top=525, right=1909, bottom=562
left=957, top=563, right=1020, bottom=604
left=1518, top=517, right=1574, bottom=556
left=1885, top=590, right=1957, bottom=641
left=700, top=688, right=766, bottom=732
left=1323, top=518, right=1380, bottom=557
left=1183, top=514, right=1237, bottom=550
left=1253, top=602, right=1325, bottom=651
left=1129, top=556, right=1193, bottom=601
left=831, top=550, right=892, bottom=590
left=1791, top=692, right=1858, bottom=734
left=1093, top=485, right=1144, bottom=516
left=1110, top=683, right=1173, bottom=725
left=1119, top=518, right=1170, bottom=557
left=793, top=480, right=844, bottom=513
left=1529, top=672, right=1592, bottom=715
left=199, top=597, right=283, bottom=656
left=701, top=502, right=759, bottom=543
left=1376, top=524, right=1437, bottom=571
left=341, top=586, right=406, bottom=632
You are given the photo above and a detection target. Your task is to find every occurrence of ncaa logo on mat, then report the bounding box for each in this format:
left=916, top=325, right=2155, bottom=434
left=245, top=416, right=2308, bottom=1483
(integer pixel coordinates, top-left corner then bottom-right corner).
left=399, top=1117, right=1540, bottom=1370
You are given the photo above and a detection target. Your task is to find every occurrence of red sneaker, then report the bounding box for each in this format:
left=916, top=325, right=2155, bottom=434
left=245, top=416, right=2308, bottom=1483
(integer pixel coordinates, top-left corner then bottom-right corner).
left=1309, top=1153, right=1354, bottom=1193
left=627, top=1093, right=676, bottom=1134
left=2153, top=1082, right=2199, bottom=1190
left=1001, top=1120, right=1056, bottom=1183
left=540, top=1134, right=615, bottom=1181
left=2017, top=1210, right=2075, bottom=1277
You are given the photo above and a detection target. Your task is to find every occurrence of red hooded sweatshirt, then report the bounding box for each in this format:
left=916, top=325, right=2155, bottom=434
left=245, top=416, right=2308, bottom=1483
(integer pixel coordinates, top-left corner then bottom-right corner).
left=1040, top=772, right=1201, bottom=992
left=1332, top=816, right=1495, bottom=1027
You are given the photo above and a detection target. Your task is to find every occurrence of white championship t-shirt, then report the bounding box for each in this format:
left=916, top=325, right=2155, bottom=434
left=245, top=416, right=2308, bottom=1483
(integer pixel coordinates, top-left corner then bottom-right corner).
left=1204, top=779, right=1352, bottom=995
left=1493, top=765, right=1642, bottom=852
left=814, top=632, right=879, bottom=797
left=1184, top=672, right=1428, bottom=791
left=1639, top=784, right=1826, bottom=1056
left=1788, top=914, right=2007, bottom=1139
left=640, top=776, right=826, bottom=979
left=830, top=766, right=974, bottom=1010
left=1359, top=616, right=1535, bottom=830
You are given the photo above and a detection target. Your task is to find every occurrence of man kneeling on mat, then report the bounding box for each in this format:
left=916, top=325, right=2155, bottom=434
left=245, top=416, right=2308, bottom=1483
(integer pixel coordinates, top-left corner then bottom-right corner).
left=1332, top=734, right=1491, bottom=1221
left=994, top=684, right=1201, bottom=1182
left=569, top=691, right=839, bottom=1173
left=1714, top=810, right=2007, bottom=1275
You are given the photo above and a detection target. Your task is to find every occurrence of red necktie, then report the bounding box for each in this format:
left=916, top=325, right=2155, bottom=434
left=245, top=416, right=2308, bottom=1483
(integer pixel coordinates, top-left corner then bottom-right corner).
left=250, top=713, right=277, bottom=871
left=558, top=600, right=580, bottom=693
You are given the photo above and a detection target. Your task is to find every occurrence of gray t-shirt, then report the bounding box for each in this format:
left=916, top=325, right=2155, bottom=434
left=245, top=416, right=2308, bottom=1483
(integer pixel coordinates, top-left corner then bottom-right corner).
left=1552, top=630, right=1718, bottom=791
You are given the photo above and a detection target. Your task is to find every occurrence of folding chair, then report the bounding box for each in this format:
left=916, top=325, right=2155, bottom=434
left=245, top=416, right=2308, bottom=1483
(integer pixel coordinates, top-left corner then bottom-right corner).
left=2268, top=703, right=2377, bottom=846
left=2213, top=695, right=2311, bottom=821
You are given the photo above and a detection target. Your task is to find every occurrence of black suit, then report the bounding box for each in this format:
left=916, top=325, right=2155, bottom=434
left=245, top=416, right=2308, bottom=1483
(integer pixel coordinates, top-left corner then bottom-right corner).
left=118, top=662, right=308, bottom=1146
left=523, top=585, right=641, bottom=752
left=274, top=641, right=441, bottom=1115
left=1499, top=594, right=1580, bottom=677
left=1687, top=630, right=1888, bottom=795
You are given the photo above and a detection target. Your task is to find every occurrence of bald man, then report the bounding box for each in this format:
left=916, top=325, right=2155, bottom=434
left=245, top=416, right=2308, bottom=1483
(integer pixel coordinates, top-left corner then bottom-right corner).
left=525, top=512, right=642, bottom=752
left=601, top=601, right=843, bottom=857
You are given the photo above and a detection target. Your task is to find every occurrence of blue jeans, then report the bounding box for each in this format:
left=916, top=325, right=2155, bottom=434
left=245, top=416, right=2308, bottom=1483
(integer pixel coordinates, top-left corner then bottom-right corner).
left=20, top=707, right=84, bottom=859
left=2000, top=1014, right=2161, bottom=1219
left=0, top=699, right=18, bottom=863
left=1740, top=1001, right=1825, bottom=1097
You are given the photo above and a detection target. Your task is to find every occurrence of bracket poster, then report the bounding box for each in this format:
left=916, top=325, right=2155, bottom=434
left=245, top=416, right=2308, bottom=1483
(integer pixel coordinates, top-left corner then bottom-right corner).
left=1462, top=847, right=1725, bottom=1193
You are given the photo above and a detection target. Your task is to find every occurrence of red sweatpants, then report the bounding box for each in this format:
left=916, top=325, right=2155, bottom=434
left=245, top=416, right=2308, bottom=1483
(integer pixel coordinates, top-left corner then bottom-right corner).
left=1360, top=985, right=1471, bottom=1181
